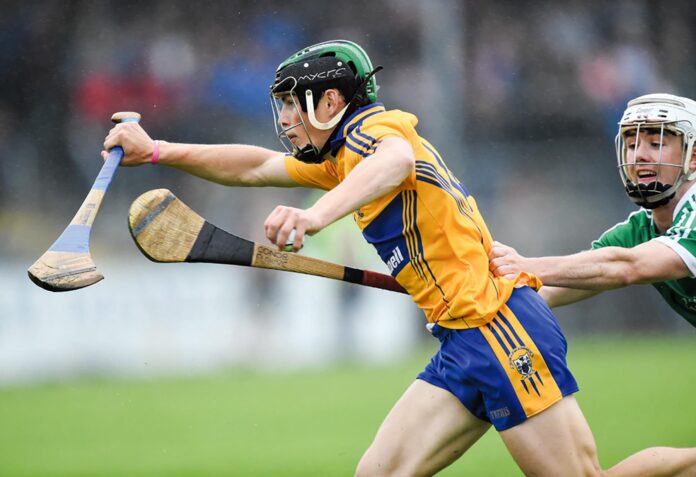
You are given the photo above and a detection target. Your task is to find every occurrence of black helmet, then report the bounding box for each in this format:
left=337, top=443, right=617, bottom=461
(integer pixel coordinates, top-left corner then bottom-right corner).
left=270, top=40, right=381, bottom=163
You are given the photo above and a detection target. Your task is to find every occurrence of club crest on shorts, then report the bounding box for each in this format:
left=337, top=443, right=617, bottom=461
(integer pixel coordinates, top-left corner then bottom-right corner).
left=508, top=346, right=534, bottom=379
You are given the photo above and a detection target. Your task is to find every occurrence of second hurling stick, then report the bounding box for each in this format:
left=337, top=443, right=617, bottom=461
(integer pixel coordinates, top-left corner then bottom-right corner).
left=128, top=189, right=407, bottom=294
left=27, top=112, right=141, bottom=292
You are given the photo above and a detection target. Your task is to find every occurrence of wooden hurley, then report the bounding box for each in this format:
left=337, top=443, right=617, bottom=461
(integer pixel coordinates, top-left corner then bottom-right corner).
left=128, top=189, right=407, bottom=294
left=28, top=112, right=141, bottom=292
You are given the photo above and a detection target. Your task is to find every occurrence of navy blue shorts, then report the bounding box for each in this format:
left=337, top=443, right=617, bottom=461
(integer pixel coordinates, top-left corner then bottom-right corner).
left=417, top=286, right=578, bottom=431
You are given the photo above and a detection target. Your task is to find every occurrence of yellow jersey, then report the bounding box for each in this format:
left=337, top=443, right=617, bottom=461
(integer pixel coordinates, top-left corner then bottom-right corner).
left=285, top=103, right=539, bottom=329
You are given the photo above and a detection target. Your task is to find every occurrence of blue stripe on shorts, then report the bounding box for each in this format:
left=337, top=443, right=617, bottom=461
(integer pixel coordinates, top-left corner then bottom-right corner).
left=417, top=286, right=578, bottom=431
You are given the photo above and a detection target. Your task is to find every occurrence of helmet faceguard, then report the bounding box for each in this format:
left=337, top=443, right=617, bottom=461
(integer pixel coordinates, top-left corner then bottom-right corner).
left=615, top=93, right=696, bottom=209
left=270, top=40, right=381, bottom=163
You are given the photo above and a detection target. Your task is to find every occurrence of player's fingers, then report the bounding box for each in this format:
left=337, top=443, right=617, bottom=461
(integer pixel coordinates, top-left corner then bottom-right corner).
left=103, top=134, right=116, bottom=152
left=264, top=207, right=293, bottom=248
left=281, top=210, right=310, bottom=251
left=489, top=256, right=506, bottom=269
left=491, top=242, right=511, bottom=255
left=104, top=123, right=139, bottom=148
left=103, top=130, right=127, bottom=153
left=275, top=223, right=297, bottom=251
left=290, top=223, right=306, bottom=252
left=101, top=150, right=108, bottom=162
left=104, top=124, right=155, bottom=166
left=263, top=210, right=280, bottom=244
left=489, top=243, right=506, bottom=258
left=494, top=263, right=521, bottom=280
left=491, top=243, right=513, bottom=258
left=490, top=262, right=507, bottom=277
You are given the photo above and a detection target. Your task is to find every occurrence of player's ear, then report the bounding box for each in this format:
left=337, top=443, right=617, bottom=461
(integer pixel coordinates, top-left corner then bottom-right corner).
left=324, top=89, right=344, bottom=113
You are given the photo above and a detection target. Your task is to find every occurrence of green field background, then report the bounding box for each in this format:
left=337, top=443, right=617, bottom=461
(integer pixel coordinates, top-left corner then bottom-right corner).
left=1, top=338, right=694, bottom=477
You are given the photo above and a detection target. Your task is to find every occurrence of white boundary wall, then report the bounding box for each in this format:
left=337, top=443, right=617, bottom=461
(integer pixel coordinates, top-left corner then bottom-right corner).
left=0, top=261, right=419, bottom=386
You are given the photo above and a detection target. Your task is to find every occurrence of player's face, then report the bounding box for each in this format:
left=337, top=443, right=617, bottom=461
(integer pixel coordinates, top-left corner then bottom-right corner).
left=277, top=93, right=330, bottom=149
left=277, top=94, right=308, bottom=147
left=624, top=129, right=684, bottom=185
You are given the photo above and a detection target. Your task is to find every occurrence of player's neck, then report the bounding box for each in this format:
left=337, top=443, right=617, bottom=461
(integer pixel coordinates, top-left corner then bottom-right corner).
left=652, top=206, right=673, bottom=234
left=653, top=181, right=693, bottom=233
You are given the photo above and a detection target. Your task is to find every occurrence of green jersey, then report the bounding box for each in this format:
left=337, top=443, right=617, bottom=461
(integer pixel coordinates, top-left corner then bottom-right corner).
left=592, top=188, right=696, bottom=327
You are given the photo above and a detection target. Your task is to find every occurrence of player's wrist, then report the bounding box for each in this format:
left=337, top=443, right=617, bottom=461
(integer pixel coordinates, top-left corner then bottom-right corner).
left=149, top=140, right=169, bottom=165
left=304, top=205, right=331, bottom=232
left=150, top=140, right=160, bottom=165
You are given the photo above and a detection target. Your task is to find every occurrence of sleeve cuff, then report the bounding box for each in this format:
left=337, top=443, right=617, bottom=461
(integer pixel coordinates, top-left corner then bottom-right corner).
left=654, top=236, right=696, bottom=278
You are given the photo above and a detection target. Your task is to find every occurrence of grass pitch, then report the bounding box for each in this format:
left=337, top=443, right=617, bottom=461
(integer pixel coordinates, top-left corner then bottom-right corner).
left=0, top=337, right=694, bottom=476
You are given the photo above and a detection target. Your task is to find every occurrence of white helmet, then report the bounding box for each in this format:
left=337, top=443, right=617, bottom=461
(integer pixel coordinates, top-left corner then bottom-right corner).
left=615, top=93, right=696, bottom=208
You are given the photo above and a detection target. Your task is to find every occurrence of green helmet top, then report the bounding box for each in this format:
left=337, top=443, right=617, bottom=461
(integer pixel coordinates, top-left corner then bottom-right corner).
left=270, top=40, right=381, bottom=164
left=271, top=40, right=379, bottom=107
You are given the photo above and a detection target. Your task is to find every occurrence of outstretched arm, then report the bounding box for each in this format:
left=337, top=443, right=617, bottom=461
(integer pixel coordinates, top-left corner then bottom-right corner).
left=102, top=122, right=295, bottom=187
left=264, top=136, right=416, bottom=250
left=489, top=239, right=690, bottom=290
left=306, top=136, right=415, bottom=227
left=538, top=286, right=600, bottom=308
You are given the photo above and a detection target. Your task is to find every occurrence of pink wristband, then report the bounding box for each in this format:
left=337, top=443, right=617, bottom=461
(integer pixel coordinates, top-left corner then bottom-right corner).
left=151, top=140, right=160, bottom=165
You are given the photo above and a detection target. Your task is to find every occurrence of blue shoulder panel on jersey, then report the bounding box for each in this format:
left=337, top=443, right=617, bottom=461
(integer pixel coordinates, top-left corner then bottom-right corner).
left=362, top=193, right=410, bottom=276
left=330, top=103, right=385, bottom=155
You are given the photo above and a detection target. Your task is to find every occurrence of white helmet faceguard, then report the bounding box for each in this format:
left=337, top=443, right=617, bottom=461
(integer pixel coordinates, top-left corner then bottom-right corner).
left=615, top=93, right=696, bottom=209
left=270, top=76, right=321, bottom=161
left=270, top=76, right=350, bottom=163
left=269, top=42, right=379, bottom=164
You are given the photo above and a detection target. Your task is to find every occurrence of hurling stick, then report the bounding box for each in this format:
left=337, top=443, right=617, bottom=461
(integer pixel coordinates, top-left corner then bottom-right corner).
left=27, top=112, right=141, bottom=292
left=128, top=189, right=407, bottom=294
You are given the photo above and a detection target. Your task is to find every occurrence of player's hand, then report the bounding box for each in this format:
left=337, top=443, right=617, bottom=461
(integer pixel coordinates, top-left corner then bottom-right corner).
left=489, top=241, right=527, bottom=280
left=102, top=122, right=155, bottom=166
left=264, top=206, right=322, bottom=252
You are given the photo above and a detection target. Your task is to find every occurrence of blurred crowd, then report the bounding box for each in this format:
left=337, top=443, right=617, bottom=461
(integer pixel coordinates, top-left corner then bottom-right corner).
left=1, top=0, right=695, bottom=334
left=465, top=1, right=694, bottom=140
left=2, top=1, right=693, bottom=209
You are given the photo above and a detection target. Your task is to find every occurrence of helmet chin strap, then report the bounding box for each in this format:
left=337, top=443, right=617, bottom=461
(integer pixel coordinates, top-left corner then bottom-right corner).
left=293, top=143, right=324, bottom=164
left=305, top=90, right=349, bottom=130
left=286, top=66, right=383, bottom=163
left=288, top=90, right=347, bottom=164
left=625, top=180, right=679, bottom=209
